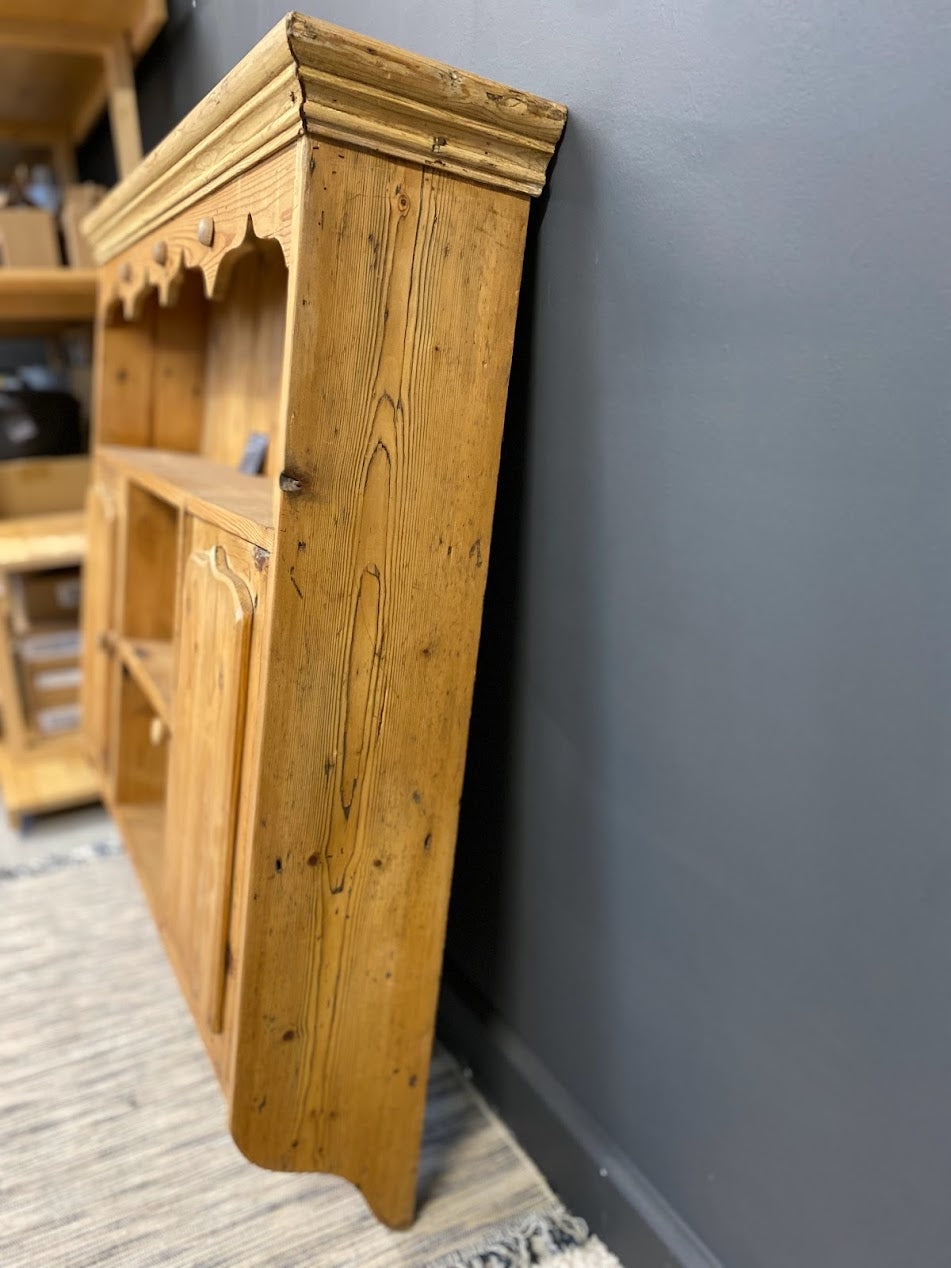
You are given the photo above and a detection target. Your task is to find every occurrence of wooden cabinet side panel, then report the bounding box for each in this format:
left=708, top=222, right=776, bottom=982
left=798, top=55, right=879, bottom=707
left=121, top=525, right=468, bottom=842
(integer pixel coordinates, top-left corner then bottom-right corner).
left=230, top=142, right=529, bottom=1226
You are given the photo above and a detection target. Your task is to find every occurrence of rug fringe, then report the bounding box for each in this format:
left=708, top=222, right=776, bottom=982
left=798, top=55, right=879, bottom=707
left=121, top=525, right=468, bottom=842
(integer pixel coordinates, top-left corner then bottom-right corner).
left=0, top=838, right=122, bottom=882
left=424, top=1204, right=591, bottom=1268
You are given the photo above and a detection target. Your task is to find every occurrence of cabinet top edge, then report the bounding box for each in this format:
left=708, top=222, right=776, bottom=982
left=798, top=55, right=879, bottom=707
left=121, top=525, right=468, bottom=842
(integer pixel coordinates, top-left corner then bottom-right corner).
left=286, top=13, right=567, bottom=143
left=84, top=12, right=568, bottom=260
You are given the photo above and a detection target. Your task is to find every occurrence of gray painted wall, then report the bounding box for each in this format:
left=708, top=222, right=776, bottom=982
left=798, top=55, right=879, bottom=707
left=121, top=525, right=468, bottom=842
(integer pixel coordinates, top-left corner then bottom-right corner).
left=85, top=3, right=951, bottom=1265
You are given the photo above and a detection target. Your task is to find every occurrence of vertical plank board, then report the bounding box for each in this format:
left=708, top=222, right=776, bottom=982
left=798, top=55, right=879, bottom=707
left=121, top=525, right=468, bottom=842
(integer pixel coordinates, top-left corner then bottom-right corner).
left=105, top=37, right=144, bottom=180
left=230, top=142, right=530, bottom=1225
left=201, top=244, right=287, bottom=468
left=0, top=582, right=27, bottom=754
left=165, top=542, right=253, bottom=1034
left=151, top=270, right=207, bottom=452
left=80, top=479, right=117, bottom=772
left=93, top=300, right=155, bottom=447
left=121, top=484, right=179, bottom=640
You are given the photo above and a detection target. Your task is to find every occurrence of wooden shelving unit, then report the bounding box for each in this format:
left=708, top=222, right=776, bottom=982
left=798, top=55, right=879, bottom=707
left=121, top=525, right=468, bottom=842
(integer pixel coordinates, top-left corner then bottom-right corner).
left=0, top=1, right=167, bottom=184
left=0, top=505, right=97, bottom=826
left=81, top=13, right=566, bottom=1229
left=0, top=269, right=97, bottom=328
left=0, top=4, right=166, bottom=826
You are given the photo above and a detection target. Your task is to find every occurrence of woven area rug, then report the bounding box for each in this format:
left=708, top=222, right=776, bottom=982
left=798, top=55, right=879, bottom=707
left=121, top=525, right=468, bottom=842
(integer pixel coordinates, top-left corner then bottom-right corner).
left=0, top=822, right=622, bottom=1267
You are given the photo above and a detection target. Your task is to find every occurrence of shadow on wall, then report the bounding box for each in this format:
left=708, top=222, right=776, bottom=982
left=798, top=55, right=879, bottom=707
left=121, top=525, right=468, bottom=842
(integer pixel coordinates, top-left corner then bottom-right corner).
left=438, top=121, right=603, bottom=1049
left=441, top=181, right=547, bottom=1011
left=436, top=127, right=683, bottom=1266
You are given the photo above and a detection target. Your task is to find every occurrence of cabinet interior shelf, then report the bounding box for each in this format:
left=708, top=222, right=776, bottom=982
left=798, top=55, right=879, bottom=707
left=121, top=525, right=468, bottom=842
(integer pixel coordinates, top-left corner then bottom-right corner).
left=99, top=446, right=274, bottom=549
left=117, top=636, right=173, bottom=725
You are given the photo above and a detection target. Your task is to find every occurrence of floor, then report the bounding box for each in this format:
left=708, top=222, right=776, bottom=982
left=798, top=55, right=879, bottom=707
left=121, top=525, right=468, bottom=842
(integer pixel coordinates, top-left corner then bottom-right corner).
left=0, top=798, right=120, bottom=871
left=0, top=800, right=600, bottom=1267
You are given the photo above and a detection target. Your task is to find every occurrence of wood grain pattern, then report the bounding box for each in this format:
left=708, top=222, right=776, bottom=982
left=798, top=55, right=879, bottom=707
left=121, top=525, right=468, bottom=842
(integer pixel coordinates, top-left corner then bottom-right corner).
left=165, top=543, right=253, bottom=1035
left=229, top=141, right=529, bottom=1226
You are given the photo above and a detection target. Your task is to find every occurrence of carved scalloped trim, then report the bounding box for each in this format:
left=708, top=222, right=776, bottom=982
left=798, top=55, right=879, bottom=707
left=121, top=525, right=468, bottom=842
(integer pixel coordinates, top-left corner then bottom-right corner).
left=101, top=208, right=290, bottom=320
left=84, top=20, right=301, bottom=266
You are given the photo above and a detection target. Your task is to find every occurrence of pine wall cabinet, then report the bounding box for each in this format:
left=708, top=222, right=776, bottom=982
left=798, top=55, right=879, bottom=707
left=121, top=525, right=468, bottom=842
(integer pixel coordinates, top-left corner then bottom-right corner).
left=81, top=13, right=566, bottom=1226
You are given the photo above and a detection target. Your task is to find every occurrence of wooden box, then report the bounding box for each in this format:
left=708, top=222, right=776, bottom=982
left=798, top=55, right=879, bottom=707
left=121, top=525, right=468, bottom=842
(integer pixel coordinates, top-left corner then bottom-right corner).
left=0, top=207, right=61, bottom=267
left=8, top=566, right=81, bottom=634
left=0, top=456, right=90, bottom=519
left=81, top=13, right=565, bottom=1228
left=17, top=626, right=82, bottom=733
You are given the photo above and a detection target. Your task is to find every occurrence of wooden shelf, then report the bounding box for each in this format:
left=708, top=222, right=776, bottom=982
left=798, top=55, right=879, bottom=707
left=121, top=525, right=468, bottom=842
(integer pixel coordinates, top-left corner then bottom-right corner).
left=0, top=511, right=85, bottom=571
left=117, top=636, right=172, bottom=724
left=0, top=3, right=166, bottom=159
left=0, top=269, right=97, bottom=329
left=0, top=733, right=98, bottom=827
left=99, top=446, right=274, bottom=550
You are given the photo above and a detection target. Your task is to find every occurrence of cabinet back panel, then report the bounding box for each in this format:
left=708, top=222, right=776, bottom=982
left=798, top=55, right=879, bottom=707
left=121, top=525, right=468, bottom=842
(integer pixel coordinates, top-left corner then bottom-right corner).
left=96, top=297, right=155, bottom=447
left=121, top=484, right=180, bottom=640
left=115, top=668, right=168, bottom=805
left=152, top=270, right=207, bottom=453
left=201, top=244, right=287, bottom=472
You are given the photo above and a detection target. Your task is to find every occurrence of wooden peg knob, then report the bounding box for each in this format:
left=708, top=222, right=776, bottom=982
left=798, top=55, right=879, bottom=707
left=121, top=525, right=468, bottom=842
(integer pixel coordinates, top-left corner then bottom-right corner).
left=152, top=240, right=168, bottom=265
left=196, top=217, right=215, bottom=247
left=149, top=717, right=167, bottom=747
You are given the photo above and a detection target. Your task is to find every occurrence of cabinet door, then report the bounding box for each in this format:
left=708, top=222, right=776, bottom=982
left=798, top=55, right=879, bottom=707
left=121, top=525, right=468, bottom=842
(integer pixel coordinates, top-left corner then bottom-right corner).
left=80, top=480, right=117, bottom=773
left=165, top=542, right=253, bottom=1033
